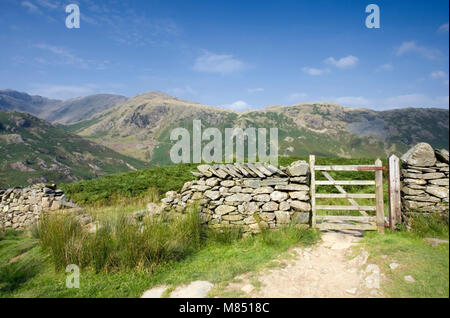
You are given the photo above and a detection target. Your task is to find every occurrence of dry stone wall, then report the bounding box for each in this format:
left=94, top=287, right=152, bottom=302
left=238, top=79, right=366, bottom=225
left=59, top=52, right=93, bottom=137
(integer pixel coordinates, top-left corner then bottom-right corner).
left=400, top=143, right=449, bottom=218
left=0, top=183, right=79, bottom=230
left=158, top=161, right=312, bottom=234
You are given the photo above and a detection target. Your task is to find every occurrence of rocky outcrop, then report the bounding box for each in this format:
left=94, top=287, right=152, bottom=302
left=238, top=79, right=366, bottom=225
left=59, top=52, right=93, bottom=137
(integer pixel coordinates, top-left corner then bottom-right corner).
left=401, top=142, right=437, bottom=167
left=0, top=183, right=80, bottom=230
left=401, top=143, right=449, bottom=217
left=153, top=161, right=312, bottom=235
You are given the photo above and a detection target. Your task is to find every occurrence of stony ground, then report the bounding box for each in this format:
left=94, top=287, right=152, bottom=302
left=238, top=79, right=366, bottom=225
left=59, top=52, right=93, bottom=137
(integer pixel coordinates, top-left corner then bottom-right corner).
left=141, top=230, right=387, bottom=298
left=220, top=230, right=383, bottom=298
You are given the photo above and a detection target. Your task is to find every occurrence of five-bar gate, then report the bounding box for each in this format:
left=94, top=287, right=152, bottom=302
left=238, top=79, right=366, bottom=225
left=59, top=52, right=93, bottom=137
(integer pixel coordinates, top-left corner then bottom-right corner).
left=309, top=155, right=385, bottom=233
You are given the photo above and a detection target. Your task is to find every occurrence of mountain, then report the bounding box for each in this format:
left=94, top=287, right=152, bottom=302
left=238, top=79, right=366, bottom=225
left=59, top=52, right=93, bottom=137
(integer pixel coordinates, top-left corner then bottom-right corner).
left=0, top=90, right=126, bottom=124
left=0, top=89, right=61, bottom=115
left=71, top=92, right=449, bottom=165
left=76, top=91, right=237, bottom=162
left=42, top=94, right=127, bottom=124
left=0, top=111, right=148, bottom=187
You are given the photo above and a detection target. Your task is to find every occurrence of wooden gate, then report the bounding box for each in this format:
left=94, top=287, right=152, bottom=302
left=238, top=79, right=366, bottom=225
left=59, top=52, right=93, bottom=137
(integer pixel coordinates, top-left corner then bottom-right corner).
left=309, top=155, right=385, bottom=233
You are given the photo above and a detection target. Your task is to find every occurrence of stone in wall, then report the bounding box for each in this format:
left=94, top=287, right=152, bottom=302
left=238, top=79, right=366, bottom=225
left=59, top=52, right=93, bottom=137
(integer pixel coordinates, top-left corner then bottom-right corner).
left=0, top=183, right=80, bottom=231
left=400, top=143, right=449, bottom=218
left=151, top=161, right=312, bottom=235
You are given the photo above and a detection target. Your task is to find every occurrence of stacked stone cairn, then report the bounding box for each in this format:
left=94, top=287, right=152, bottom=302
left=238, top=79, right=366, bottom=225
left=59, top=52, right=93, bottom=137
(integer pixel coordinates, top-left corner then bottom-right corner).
left=156, top=161, right=312, bottom=235
left=0, top=183, right=79, bottom=230
left=400, top=143, right=449, bottom=218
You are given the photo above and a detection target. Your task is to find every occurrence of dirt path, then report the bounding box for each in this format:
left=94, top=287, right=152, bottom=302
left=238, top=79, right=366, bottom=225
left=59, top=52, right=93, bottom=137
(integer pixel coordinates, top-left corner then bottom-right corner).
left=220, top=230, right=384, bottom=298
left=141, top=230, right=385, bottom=298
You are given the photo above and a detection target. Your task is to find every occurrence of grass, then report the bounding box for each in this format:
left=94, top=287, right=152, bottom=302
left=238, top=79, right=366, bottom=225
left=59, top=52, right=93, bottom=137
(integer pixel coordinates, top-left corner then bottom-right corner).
left=1, top=157, right=447, bottom=298
left=60, top=163, right=198, bottom=205
left=35, top=207, right=202, bottom=272
left=60, top=156, right=386, bottom=207
left=360, top=214, right=449, bottom=298
left=0, top=230, right=43, bottom=293
left=0, top=213, right=319, bottom=298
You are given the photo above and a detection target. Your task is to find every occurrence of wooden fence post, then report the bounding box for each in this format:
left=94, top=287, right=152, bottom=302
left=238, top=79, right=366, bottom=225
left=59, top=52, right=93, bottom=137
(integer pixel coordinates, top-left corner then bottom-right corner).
left=388, top=155, right=401, bottom=230
left=309, top=155, right=316, bottom=229
left=375, top=158, right=385, bottom=234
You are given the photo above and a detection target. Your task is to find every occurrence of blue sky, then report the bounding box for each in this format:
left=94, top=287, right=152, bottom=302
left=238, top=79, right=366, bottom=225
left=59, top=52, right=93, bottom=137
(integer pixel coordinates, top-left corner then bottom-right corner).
left=0, top=0, right=448, bottom=111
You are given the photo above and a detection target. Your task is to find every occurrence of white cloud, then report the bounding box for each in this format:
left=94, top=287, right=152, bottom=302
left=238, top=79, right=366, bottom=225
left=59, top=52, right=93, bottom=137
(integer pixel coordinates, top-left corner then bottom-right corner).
left=430, top=70, right=447, bottom=79
left=396, top=41, right=441, bottom=60
left=193, top=51, right=245, bottom=75
left=382, top=94, right=449, bottom=108
left=327, top=96, right=371, bottom=108
left=21, top=1, right=41, bottom=13
left=301, top=67, right=330, bottom=76
left=438, top=22, right=449, bottom=33
left=35, top=0, right=59, bottom=9
left=378, top=63, right=393, bottom=71
left=324, top=55, right=359, bottom=69
left=34, top=43, right=88, bottom=68
left=318, top=94, right=449, bottom=109
left=224, top=100, right=251, bottom=111
left=168, top=85, right=197, bottom=96
left=33, top=43, right=113, bottom=70
left=286, top=92, right=308, bottom=102
left=247, top=88, right=264, bottom=94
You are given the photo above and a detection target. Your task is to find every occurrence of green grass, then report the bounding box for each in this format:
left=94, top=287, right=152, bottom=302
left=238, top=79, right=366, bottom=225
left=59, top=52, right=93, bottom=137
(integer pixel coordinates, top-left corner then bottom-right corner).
left=2, top=157, right=447, bottom=298
left=0, top=222, right=319, bottom=298
left=60, top=163, right=198, bottom=205
left=360, top=215, right=449, bottom=298
left=60, top=156, right=387, bottom=207
left=35, top=207, right=202, bottom=272
left=0, top=230, right=43, bottom=294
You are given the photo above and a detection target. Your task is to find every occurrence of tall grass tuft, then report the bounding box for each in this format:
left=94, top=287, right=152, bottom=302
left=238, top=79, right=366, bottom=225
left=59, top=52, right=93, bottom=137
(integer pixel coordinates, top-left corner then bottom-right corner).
left=36, top=212, right=88, bottom=270
left=37, top=207, right=203, bottom=272
left=261, top=224, right=319, bottom=247
left=405, top=213, right=449, bottom=239
left=204, top=227, right=243, bottom=245
left=0, top=256, right=43, bottom=292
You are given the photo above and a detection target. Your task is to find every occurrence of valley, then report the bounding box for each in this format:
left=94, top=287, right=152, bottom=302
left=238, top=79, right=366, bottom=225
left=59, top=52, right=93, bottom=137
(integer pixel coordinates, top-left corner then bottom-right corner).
left=0, top=89, right=448, bottom=186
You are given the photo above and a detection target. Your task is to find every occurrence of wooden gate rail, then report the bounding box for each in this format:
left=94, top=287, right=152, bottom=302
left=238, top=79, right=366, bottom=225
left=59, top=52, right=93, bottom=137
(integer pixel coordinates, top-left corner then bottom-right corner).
left=309, top=155, right=385, bottom=233
left=315, top=193, right=375, bottom=198
left=315, top=165, right=378, bottom=171
left=319, top=171, right=369, bottom=216
left=315, top=180, right=375, bottom=185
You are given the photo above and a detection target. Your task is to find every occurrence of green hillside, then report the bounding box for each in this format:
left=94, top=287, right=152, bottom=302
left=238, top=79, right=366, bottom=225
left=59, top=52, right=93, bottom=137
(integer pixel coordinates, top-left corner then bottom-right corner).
left=0, top=111, right=148, bottom=187
left=60, top=156, right=380, bottom=206
left=68, top=93, right=449, bottom=166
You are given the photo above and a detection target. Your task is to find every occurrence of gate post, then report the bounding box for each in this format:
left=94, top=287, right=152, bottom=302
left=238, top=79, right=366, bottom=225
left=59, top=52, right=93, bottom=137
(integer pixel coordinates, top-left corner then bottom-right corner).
left=309, top=155, right=316, bottom=228
left=375, top=158, right=385, bottom=234
left=388, top=155, right=401, bottom=230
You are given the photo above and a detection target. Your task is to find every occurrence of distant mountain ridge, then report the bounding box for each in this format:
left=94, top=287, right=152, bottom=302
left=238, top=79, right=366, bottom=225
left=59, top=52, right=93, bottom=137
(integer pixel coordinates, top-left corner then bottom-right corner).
left=70, top=92, right=449, bottom=164
left=1, top=89, right=448, bottom=170
left=0, top=89, right=126, bottom=124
